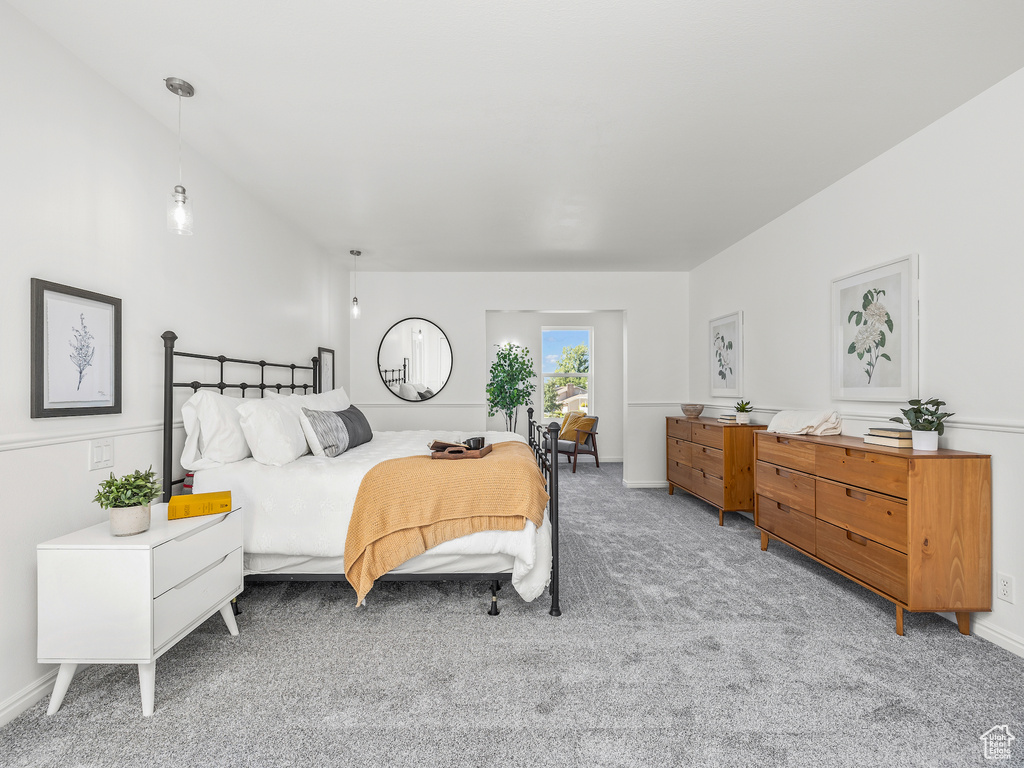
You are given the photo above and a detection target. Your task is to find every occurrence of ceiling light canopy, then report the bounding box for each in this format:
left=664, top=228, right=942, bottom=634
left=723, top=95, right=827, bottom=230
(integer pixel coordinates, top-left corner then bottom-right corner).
left=165, top=77, right=194, bottom=235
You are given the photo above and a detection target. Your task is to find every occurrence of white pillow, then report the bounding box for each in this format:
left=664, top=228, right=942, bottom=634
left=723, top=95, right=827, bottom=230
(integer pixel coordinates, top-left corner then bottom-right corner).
left=398, top=383, right=418, bottom=400
left=237, top=388, right=352, bottom=465
left=411, top=382, right=428, bottom=393
left=180, top=391, right=279, bottom=470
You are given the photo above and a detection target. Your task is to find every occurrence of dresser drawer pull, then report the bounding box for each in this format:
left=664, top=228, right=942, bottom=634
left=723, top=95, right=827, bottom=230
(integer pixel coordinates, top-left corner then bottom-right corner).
left=845, top=488, right=867, bottom=501
left=776, top=438, right=790, bottom=445
left=173, top=554, right=229, bottom=590
left=845, top=449, right=866, bottom=459
left=172, top=511, right=231, bottom=543
left=846, top=531, right=868, bottom=546
left=777, top=502, right=793, bottom=514
left=775, top=468, right=791, bottom=479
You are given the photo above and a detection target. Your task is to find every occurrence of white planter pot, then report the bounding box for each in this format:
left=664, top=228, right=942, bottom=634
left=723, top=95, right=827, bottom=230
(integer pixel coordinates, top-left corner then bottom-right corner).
left=735, top=413, right=750, bottom=425
left=912, top=431, right=939, bottom=451
left=109, top=503, right=152, bottom=537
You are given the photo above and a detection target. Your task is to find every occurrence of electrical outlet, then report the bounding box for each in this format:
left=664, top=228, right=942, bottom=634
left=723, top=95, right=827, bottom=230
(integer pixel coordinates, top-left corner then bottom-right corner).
left=89, top=439, right=114, bottom=471
left=997, top=573, right=1015, bottom=604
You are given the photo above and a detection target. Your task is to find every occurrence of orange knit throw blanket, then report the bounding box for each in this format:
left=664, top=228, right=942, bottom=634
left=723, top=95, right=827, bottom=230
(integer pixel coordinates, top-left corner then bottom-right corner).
left=344, top=441, right=549, bottom=605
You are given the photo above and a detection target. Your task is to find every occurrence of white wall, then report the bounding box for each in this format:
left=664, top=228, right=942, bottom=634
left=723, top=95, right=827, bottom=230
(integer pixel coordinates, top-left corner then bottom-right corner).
left=346, top=272, right=687, bottom=483
left=484, top=311, right=624, bottom=461
left=0, top=4, right=336, bottom=724
left=688, top=68, right=1024, bottom=655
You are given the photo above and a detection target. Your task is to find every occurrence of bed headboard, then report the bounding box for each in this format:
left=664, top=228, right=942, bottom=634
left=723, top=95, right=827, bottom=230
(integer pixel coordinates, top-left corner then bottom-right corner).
left=161, top=331, right=319, bottom=501
left=379, top=359, right=408, bottom=388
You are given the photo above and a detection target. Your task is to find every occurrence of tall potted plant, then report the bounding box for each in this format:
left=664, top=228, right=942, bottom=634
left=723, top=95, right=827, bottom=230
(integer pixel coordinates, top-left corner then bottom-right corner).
left=93, top=466, right=163, bottom=536
left=889, top=397, right=954, bottom=451
left=486, top=343, right=537, bottom=432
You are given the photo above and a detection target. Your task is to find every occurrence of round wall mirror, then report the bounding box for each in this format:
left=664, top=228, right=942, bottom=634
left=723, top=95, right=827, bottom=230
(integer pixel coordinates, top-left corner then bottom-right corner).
left=377, top=318, right=453, bottom=401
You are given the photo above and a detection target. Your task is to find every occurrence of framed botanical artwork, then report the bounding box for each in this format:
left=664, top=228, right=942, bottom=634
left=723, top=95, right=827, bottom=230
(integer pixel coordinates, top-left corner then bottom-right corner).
left=709, top=311, right=742, bottom=398
left=317, top=347, right=335, bottom=393
left=31, top=279, right=122, bottom=418
left=831, top=255, right=918, bottom=401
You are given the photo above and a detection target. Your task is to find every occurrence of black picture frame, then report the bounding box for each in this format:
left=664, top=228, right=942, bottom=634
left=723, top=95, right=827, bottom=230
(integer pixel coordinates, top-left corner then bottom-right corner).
left=31, top=278, right=122, bottom=418
left=317, top=346, right=335, bottom=393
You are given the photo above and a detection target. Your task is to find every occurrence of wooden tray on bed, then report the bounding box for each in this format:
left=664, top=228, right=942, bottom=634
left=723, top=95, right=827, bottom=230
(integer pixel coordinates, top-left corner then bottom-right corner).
left=431, top=444, right=493, bottom=460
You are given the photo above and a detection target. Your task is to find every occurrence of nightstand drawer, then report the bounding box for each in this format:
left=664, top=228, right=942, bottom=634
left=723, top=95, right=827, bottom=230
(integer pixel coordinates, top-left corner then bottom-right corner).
left=691, top=444, right=724, bottom=479
left=757, top=495, right=815, bottom=552
left=153, top=548, right=242, bottom=650
left=667, top=438, right=691, bottom=466
left=815, top=445, right=908, bottom=498
left=153, top=510, right=241, bottom=597
left=756, top=461, right=815, bottom=515
left=815, top=520, right=907, bottom=603
left=690, top=422, right=723, bottom=450
left=816, top=479, right=908, bottom=553
left=756, top=433, right=815, bottom=474
left=667, top=418, right=691, bottom=442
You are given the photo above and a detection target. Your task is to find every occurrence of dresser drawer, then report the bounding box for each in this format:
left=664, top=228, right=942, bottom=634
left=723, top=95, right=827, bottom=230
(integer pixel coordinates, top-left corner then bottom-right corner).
left=814, top=520, right=907, bottom=603
left=153, top=548, right=242, bottom=651
left=816, top=479, right=908, bottom=553
left=757, top=496, right=815, bottom=552
left=815, top=445, right=908, bottom=498
left=693, top=469, right=724, bottom=508
left=667, top=418, right=691, bottom=442
left=756, top=433, right=815, bottom=473
left=153, top=510, right=242, bottom=597
left=668, top=461, right=692, bottom=490
left=690, top=422, right=723, bottom=450
left=667, top=438, right=692, bottom=467
left=691, top=444, right=724, bottom=479
left=756, top=461, right=815, bottom=515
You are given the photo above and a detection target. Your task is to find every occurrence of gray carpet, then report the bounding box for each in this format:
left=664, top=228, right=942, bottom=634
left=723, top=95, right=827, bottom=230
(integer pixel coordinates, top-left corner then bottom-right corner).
left=3, top=463, right=1022, bottom=767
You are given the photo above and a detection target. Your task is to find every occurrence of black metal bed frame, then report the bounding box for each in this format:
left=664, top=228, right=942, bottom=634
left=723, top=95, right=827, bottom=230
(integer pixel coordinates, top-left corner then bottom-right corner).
left=379, top=360, right=408, bottom=387
left=161, top=331, right=561, bottom=617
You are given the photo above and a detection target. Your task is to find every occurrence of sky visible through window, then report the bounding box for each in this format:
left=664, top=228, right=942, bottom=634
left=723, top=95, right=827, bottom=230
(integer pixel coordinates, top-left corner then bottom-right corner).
left=542, top=329, right=590, bottom=373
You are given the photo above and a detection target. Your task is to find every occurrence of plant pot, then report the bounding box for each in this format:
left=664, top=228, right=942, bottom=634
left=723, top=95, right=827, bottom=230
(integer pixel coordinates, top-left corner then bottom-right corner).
left=735, top=413, right=750, bottom=425
left=109, top=503, right=152, bottom=537
left=912, top=430, right=939, bottom=451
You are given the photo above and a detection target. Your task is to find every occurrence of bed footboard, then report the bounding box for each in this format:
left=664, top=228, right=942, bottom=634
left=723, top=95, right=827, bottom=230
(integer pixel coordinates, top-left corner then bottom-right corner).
left=527, top=407, right=561, bottom=617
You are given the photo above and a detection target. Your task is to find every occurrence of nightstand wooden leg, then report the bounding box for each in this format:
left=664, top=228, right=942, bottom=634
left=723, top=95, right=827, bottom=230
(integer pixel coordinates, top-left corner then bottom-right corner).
left=760, top=532, right=769, bottom=551
left=219, top=602, right=239, bottom=636
left=46, top=663, right=77, bottom=715
left=138, top=661, right=156, bottom=717
left=896, top=606, right=904, bottom=636
left=718, top=509, right=724, bottom=526
left=955, top=611, right=971, bottom=635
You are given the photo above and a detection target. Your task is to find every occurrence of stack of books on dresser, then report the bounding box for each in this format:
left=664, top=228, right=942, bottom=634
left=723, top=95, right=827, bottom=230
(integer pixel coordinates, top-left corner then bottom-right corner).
left=717, top=413, right=738, bottom=424
left=863, top=426, right=913, bottom=447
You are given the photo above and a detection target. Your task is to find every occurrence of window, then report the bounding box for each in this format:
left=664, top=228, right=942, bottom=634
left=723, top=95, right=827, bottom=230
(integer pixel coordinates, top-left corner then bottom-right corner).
left=542, top=327, right=592, bottom=420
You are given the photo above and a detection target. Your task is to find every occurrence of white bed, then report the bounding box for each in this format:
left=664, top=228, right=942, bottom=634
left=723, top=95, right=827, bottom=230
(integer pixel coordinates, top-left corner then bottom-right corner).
left=191, top=429, right=553, bottom=602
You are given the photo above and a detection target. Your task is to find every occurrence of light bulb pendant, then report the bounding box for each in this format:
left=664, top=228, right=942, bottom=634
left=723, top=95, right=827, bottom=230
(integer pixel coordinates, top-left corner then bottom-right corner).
left=351, top=296, right=360, bottom=319
left=168, top=185, right=193, bottom=235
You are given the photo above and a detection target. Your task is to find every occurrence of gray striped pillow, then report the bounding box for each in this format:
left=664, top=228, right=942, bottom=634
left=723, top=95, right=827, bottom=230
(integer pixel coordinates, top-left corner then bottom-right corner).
left=300, top=407, right=350, bottom=458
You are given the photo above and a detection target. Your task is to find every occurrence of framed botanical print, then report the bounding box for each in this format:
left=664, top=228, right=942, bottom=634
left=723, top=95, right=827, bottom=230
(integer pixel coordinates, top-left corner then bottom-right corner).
left=831, top=255, right=918, bottom=401
left=317, top=346, right=335, bottom=393
left=31, top=279, right=122, bottom=417
left=709, top=311, right=742, bottom=398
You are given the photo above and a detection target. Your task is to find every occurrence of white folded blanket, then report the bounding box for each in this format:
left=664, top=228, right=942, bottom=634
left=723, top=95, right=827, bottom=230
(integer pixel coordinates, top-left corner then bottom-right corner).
left=767, top=410, right=843, bottom=435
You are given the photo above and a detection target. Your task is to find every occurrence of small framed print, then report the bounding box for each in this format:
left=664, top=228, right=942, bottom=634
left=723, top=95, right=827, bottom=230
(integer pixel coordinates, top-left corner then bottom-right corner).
left=31, top=279, right=122, bottom=417
left=831, top=255, right=918, bottom=401
left=710, top=311, right=742, bottom=398
left=317, top=347, right=335, bottom=393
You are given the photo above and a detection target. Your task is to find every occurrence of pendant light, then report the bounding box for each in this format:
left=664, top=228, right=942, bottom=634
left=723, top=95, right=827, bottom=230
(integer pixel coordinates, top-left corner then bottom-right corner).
left=165, top=77, right=195, bottom=235
left=350, top=250, right=361, bottom=318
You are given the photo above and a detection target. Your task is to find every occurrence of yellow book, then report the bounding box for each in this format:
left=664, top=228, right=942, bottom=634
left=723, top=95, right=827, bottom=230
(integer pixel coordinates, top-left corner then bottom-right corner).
left=168, top=490, right=233, bottom=520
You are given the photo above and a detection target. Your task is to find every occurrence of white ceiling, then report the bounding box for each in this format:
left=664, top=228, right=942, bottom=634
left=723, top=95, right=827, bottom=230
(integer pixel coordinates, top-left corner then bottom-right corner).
left=10, top=1, right=1024, bottom=271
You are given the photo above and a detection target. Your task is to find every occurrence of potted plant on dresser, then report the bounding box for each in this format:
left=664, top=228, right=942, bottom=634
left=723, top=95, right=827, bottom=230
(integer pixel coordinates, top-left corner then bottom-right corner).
left=734, top=400, right=753, bottom=425
left=93, top=466, right=163, bottom=536
left=889, top=397, right=954, bottom=451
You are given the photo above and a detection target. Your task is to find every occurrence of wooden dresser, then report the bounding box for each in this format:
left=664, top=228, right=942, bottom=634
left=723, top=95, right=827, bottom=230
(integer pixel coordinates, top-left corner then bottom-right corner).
left=754, top=432, right=991, bottom=635
left=667, top=417, right=767, bottom=524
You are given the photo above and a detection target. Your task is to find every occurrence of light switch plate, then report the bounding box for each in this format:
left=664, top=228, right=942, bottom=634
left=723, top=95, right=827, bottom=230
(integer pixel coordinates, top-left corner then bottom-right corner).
left=89, top=439, right=114, bottom=470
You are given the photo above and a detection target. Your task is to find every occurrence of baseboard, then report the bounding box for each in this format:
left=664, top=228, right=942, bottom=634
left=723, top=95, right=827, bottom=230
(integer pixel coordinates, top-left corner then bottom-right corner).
left=959, top=616, right=1024, bottom=659
left=0, top=668, right=56, bottom=727
left=623, top=480, right=669, bottom=489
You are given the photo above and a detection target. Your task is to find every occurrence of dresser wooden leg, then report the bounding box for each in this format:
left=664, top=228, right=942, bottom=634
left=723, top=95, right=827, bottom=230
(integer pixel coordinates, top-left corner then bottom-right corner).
left=956, top=611, right=971, bottom=635
left=668, top=484, right=674, bottom=495
left=760, top=532, right=769, bottom=551
left=718, top=509, right=724, bottom=526
left=138, top=661, right=156, bottom=717
left=896, top=606, right=904, bottom=636
left=220, top=602, right=240, bottom=636
left=46, top=663, right=77, bottom=715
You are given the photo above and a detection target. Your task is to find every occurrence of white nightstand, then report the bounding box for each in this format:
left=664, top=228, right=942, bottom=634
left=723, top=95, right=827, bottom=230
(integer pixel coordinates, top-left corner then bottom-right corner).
left=37, top=503, right=242, bottom=716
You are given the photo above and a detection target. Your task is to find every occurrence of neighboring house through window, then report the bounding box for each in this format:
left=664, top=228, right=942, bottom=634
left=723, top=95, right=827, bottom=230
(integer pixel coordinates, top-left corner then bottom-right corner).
left=542, top=327, right=592, bottom=420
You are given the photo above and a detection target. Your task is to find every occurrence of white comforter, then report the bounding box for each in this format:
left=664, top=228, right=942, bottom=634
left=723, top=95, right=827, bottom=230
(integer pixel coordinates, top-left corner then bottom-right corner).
left=191, top=430, right=552, bottom=601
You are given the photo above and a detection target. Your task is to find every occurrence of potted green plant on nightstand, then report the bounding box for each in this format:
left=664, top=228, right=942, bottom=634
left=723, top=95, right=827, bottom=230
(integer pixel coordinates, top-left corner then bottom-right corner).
left=890, top=397, right=954, bottom=451
left=735, top=400, right=753, bottom=425
left=93, top=466, right=162, bottom=536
